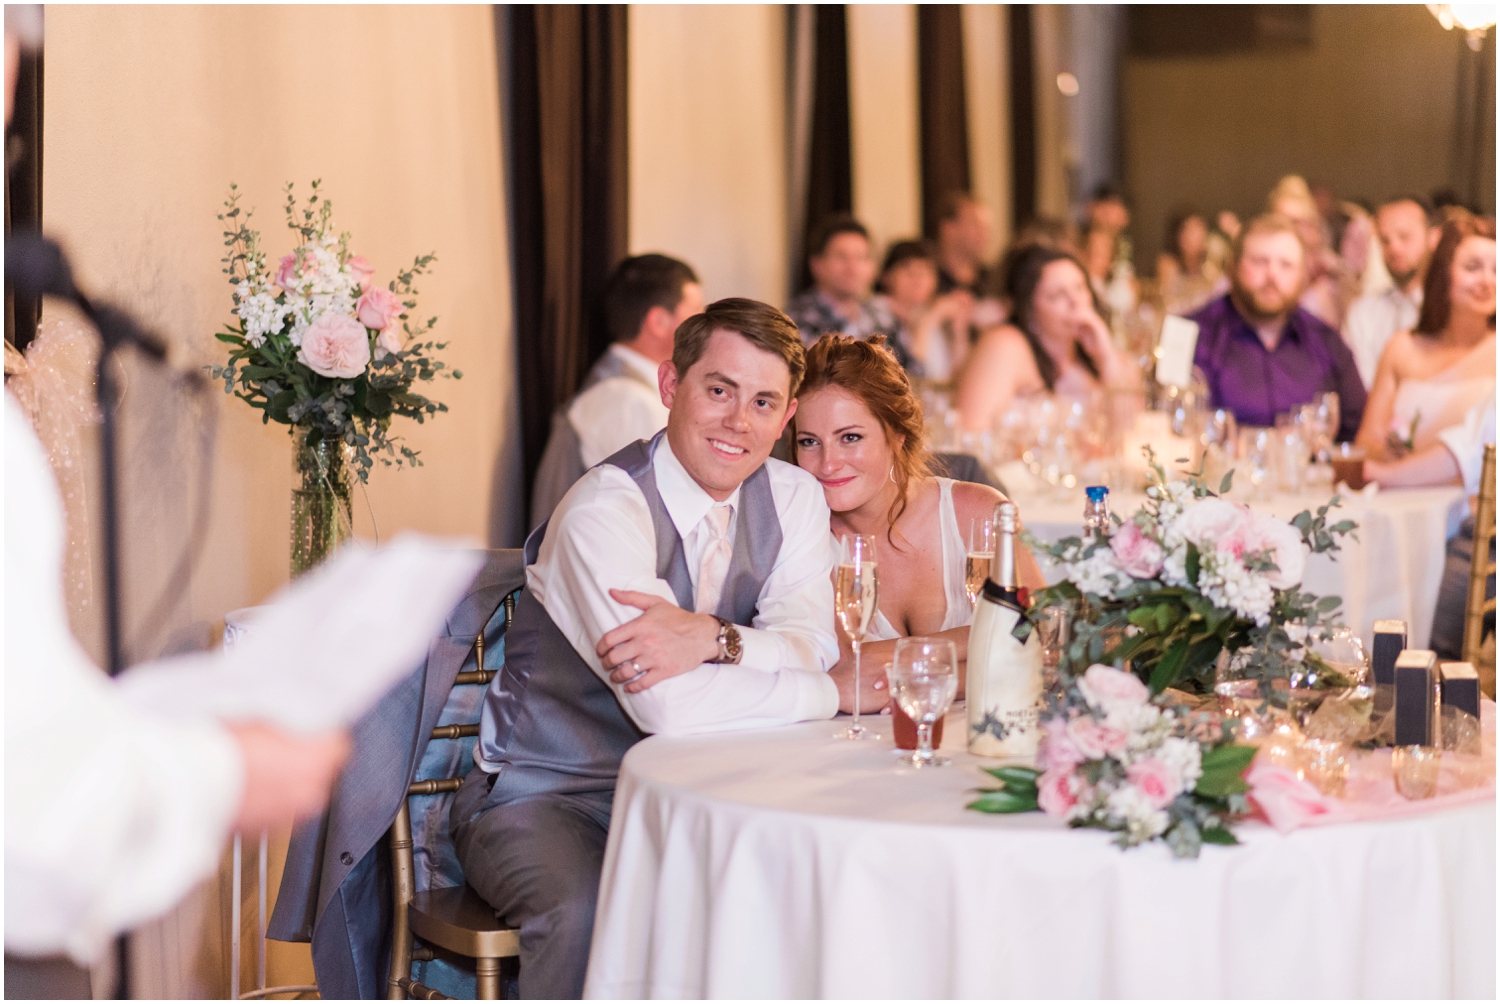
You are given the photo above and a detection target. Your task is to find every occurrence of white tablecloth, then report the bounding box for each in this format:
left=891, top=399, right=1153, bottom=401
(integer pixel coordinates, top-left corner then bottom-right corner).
left=585, top=709, right=1494, bottom=999
left=1010, top=483, right=1469, bottom=651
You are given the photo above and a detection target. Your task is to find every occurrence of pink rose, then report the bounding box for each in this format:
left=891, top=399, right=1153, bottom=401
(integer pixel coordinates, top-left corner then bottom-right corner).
left=1222, top=514, right=1307, bottom=590
left=1245, top=760, right=1339, bottom=834
left=357, top=286, right=403, bottom=332
left=276, top=252, right=301, bottom=292
left=346, top=254, right=375, bottom=291
left=1173, top=497, right=1250, bottom=549
left=1077, top=663, right=1149, bottom=714
left=1037, top=768, right=1085, bottom=818
left=1066, top=714, right=1129, bottom=759
left=376, top=324, right=403, bottom=358
left=298, top=312, right=371, bottom=379
left=1125, top=756, right=1183, bottom=809
left=1037, top=716, right=1086, bottom=771
left=1110, top=520, right=1165, bottom=579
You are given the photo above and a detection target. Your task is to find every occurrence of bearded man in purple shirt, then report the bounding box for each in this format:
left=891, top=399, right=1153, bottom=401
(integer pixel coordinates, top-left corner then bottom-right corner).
left=1190, top=213, right=1367, bottom=440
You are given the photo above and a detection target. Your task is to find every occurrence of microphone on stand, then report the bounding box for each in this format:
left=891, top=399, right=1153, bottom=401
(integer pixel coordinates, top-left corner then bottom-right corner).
left=5, top=229, right=203, bottom=383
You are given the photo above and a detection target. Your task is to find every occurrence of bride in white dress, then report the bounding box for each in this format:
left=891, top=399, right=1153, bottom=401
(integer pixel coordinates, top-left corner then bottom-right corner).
left=1357, top=213, right=1495, bottom=466
left=793, top=334, right=1046, bottom=703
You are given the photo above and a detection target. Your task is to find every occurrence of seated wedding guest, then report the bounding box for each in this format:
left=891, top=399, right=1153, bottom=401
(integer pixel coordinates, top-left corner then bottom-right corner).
left=933, top=191, right=996, bottom=297
left=1367, top=392, right=1496, bottom=661
left=453, top=299, right=881, bottom=998
left=1343, top=195, right=1440, bottom=388
left=786, top=215, right=910, bottom=368
left=529, top=254, right=703, bottom=528
left=1085, top=182, right=1131, bottom=240
left=1157, top=208, right=1226, bottom=315
left=793, top=333, right=1046, bottom=684
left=955, top=245, right=1138, bottom=432
left=873, top=239, right=973, bottom=381
left=1189, top=213, right=1366, bottom=440
left=1355, top=212, right=1495, bottom=461
left=1269, top=174, right=1356, bottom=329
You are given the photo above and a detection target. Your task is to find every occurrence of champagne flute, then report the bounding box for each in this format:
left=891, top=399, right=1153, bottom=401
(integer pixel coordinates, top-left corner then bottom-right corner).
left=834, top=534, right=880, bottom=741
left=966, top=518, right=995, bottom=605
left=888, top=637, right=959, bottom=766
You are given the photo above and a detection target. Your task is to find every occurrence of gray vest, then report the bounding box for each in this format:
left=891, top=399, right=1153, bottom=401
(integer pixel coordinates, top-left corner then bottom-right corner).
left=479, top=431, right=783, bottom=801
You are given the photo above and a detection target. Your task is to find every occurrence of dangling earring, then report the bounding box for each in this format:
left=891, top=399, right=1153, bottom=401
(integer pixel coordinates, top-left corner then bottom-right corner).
left=889, top=465, right=897, bottom=484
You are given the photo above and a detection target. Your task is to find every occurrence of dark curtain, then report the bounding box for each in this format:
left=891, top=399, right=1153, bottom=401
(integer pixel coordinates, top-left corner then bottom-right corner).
left=505, top=4, right=629, bottom=496
left=5, top=46, right=44, bottom=351
left=799, top=4, right=851, bottom=292
left=1007, top=5, right=1037, bottom=230
left=917, top=5, right=971, bottom=237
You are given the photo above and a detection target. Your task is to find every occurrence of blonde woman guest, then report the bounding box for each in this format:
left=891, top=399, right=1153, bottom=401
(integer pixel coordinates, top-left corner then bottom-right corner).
left=793, top=333, right=1046, bottom=693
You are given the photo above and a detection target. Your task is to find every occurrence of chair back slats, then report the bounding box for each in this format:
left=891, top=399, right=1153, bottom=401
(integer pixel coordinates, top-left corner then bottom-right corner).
left=389, top=583, right=523, bottom=1000
left=1463, top=445, right=1497, bottom=667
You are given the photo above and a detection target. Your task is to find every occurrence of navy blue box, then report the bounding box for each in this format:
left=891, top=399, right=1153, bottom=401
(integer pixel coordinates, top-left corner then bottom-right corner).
left=1372, top=620, right=1407, bottom=687
left=1440, top=662, right=1482, bottom=720
left=1394, top=650, right=1437, bottom=747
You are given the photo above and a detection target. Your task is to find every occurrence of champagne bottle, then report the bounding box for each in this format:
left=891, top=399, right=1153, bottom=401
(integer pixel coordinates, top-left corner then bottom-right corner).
left=966, top=501, right=1044, bottom=757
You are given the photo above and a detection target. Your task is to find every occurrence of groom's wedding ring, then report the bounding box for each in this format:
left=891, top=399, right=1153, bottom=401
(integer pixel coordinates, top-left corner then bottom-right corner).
left=627, top=659, right=645, bottom=681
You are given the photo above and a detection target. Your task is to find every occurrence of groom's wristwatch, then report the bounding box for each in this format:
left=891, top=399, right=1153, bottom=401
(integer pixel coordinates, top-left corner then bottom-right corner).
left=710, top=616, right=743, bottom=665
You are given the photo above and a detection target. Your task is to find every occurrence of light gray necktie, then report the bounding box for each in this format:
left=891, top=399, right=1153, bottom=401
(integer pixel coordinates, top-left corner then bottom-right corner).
left=694, top=503, right=734, bottom=615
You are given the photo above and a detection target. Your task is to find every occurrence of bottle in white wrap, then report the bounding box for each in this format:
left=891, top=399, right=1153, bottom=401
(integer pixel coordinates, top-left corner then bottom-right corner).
left=966, top=501, right=1044, bottom=757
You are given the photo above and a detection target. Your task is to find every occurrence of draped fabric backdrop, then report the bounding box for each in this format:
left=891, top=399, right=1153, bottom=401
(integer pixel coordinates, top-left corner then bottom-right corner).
left=1008, top=4, right=1037, bottom=230
left=798, top=4, right=852, bottom=292
left=5, top=43, right=44, bottom=351
left=917, top=4, right=971, bottom=237
left=506, top=4, right=629, bottom=497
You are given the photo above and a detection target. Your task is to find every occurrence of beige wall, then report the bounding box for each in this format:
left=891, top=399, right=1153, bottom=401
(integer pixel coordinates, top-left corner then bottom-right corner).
left=847, top=4, right=921, bottom=255
left=41, top=4, right=515, bottom=993
left=627, top=4, right=787, bottom=304
left=1123, top=5, right=1474, bottom=266
left=963, top=3, right=1012, bottom=257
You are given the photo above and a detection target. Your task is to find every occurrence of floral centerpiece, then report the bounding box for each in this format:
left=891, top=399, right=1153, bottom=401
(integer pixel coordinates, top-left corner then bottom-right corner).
left=210, top=181, right=460, bottom=573
left=968, top=450, right=1359, bottom=857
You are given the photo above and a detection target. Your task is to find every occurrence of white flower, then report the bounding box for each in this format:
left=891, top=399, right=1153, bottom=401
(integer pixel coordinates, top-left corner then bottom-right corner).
left=1198, top=549, right=1276, bottom=625
left=1105, top=783, right=1170, bottom=841
left=239, top=291, right=287, bottom=346
left=1065, top=546, right=1127, bottom=599
left=1155, top=736, right=1203, bottom=790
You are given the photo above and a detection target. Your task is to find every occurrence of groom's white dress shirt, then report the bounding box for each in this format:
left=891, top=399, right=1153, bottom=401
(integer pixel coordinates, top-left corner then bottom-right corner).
left=5, top=395, right=243, bottom=963
left=527, top=433, right=840, bottom=736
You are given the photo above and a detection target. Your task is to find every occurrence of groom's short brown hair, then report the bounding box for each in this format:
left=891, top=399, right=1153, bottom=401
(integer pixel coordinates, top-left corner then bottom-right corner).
left=671, top=298, right=807, bottom=397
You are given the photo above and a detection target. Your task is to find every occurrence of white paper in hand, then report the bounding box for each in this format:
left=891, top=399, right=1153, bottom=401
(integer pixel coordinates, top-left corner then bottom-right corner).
left=115, top=534, right=484, bottom=733
left=1155, top=315, right=1201, bottom=390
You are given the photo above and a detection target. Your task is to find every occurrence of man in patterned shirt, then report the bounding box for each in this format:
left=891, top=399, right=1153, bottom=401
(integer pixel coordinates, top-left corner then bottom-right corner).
left=785, top=214, right=914, bottom=372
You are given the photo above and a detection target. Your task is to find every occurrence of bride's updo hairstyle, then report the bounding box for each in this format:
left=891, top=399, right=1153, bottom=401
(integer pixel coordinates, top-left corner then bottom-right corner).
left=796, top=333, right=931, bottom=531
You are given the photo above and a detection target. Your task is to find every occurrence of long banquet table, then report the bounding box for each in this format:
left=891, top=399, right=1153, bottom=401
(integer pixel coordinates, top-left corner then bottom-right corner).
left=584, top=707, right=1494, bottom=999
left=1009, top=481, right=1469, bottom=651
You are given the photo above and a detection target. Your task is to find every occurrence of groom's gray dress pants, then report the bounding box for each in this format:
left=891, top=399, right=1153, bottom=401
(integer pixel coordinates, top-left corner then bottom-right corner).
left=451, top=770, right=612, bottom=1000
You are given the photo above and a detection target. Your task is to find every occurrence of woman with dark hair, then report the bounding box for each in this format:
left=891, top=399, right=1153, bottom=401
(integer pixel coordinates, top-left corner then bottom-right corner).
left=1355, top=212, right=1495, bottom=463
left=873, top=239, right=974, bottom=380
left=954, top=244, right=1138, bottom=432
left=793, top=334, right=1045, bottom=688
left=1156, top=208, right=1225, bottom=314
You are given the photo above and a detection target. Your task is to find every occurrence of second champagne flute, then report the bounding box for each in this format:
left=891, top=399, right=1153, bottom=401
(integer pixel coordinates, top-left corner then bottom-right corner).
left=834, top=533, right=880, bottom=741
left=966, top=517, right=994, bottom=605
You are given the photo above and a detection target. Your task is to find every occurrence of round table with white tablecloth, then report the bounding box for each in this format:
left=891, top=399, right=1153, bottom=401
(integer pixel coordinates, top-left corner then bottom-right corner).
left=583, top=707, right=1494, bottom=999
left=1007, top=482, right=1469, bottom=651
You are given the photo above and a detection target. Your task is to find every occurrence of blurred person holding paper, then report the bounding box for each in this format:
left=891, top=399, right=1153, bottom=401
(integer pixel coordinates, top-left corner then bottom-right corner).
left=1189, top=213, right=1366, bottom=440
left=3, top=8, right=483, bottom=975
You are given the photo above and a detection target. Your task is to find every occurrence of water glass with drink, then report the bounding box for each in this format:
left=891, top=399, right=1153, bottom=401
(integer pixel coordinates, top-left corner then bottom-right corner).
left=888, top=637, right=959, bottom=767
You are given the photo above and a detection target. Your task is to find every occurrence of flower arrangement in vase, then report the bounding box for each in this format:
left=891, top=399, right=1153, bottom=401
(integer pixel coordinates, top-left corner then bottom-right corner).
left=210, top=181, right=460, bottom=574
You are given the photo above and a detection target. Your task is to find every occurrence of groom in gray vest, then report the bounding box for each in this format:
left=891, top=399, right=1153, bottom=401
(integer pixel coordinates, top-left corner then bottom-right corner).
left=454, top=298, right=867, bottom=998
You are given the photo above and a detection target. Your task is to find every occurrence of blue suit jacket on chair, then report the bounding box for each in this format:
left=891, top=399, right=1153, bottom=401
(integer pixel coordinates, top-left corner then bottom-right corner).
left=266, top=549, right=526, bottom=999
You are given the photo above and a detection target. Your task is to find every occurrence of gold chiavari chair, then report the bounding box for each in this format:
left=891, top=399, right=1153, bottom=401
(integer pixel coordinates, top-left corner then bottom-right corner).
left=1462, top=444, right=1496, bottom=696
left=387, top=591, right=520, bottom=1001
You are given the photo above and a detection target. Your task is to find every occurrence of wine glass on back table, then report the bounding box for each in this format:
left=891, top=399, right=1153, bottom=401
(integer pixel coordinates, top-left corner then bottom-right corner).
left=834, top=534, right=880, bottom=740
